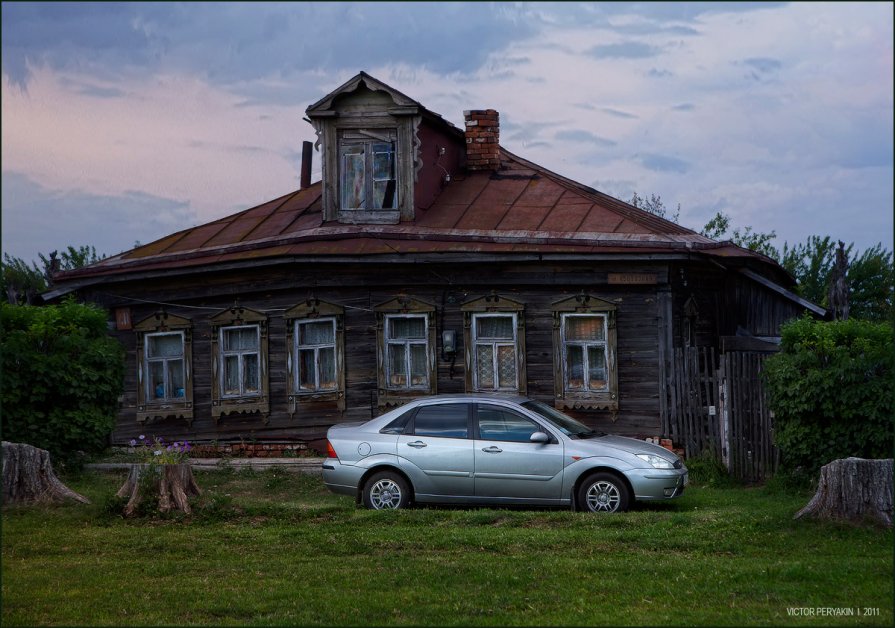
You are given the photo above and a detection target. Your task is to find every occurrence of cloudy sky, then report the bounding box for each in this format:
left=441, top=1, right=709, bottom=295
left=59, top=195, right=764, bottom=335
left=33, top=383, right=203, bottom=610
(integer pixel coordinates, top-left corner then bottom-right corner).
left=2, top=1, right=892, bottom=264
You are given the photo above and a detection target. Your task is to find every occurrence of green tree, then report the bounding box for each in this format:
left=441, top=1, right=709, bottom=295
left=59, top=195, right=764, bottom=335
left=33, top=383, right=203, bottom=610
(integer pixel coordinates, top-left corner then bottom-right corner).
left=629, top=192, right=680, bottom=223
left=700, top=211, right=779, bottom=259
left=763, top=316, right=894, bottom=475
left=1, top=299, right=125, bottom=469
left=1, top=254, right=47, bottom=305
left=39, top=245, right=105, bottom=274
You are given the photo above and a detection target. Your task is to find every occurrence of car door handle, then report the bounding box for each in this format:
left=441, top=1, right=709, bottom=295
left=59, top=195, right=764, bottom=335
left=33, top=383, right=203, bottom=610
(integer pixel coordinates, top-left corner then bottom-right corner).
left=481, top=446, right=503, bottom=453
left=407, top=441, right=427, bottom=448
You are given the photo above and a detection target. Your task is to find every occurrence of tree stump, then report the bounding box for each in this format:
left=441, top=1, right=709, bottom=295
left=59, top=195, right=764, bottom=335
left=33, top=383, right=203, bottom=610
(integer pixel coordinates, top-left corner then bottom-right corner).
left=116, top=463, right=201, bottom=516
left=2, top=441, right=90, bottom=504
left=795, top=457, right=893, bottom=527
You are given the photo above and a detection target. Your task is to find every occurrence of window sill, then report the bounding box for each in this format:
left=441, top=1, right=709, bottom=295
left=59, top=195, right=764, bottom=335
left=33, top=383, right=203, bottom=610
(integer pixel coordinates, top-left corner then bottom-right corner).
left=338, top=209, right=400, bottom=224
left=289, top=391, right=345, bottom=413
left=555, top=396, right=619, bottom=413
left=137, top=402, right=194, bottom=425
left=213, top=398, right=269, bottom=422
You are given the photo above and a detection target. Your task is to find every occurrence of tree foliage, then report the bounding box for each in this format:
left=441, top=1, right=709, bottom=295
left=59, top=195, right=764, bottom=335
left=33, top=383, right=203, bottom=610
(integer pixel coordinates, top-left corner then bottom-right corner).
left=699, top=211, right=779, bottom=259
left=1, top=299, right=125, bottom=469
left=629, top=192, right=680, bottom=223
left=763, top=316, right=894, bottom=476
left=2, top=246, right=106, bottom=305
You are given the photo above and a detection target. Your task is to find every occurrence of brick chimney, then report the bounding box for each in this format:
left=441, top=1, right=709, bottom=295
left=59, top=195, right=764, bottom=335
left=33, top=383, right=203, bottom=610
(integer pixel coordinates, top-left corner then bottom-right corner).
left=464, top=109, right=500, bottom=171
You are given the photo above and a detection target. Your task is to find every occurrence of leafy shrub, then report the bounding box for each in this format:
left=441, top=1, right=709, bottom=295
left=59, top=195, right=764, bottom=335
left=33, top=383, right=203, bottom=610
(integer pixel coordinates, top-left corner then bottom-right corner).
left=763, top=316, right=894, bottom=475
left=129, top=435, right=192, bottom=464
left=685, top=449, right=737, bottom=488
left=1, top=299, right=125, bottom=469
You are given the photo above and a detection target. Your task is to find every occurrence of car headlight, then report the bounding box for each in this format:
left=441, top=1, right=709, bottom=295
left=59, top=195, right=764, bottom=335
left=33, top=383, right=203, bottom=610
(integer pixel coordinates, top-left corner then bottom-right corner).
left=636, top=453, right=675, bottom=469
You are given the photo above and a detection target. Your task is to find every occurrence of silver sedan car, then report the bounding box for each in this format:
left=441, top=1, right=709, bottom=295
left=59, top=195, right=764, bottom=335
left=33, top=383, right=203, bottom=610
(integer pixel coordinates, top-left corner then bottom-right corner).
left=322, top=394, right=688, bottom=512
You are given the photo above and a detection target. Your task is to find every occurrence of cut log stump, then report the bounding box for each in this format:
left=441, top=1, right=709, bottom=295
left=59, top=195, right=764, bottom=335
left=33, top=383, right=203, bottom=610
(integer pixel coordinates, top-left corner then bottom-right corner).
left=2, top=441, right=90, bottom=505
left=116, top=463, right=201, bottom=516
left=795, top=457, right=893, bottom=527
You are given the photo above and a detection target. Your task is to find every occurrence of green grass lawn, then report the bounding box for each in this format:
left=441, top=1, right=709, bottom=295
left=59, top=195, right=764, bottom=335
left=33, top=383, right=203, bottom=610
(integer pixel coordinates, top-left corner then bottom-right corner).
left=2, top=467, right=892, bottom=626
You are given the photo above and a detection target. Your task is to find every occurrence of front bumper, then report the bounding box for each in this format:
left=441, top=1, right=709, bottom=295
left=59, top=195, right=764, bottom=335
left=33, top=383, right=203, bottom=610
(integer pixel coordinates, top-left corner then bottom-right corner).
left=627, top=467, right=689, bottom=500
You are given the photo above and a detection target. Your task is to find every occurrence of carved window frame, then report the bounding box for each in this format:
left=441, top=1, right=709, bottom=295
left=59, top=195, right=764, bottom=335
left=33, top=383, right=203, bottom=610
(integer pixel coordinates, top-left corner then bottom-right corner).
left=210, top=305, right=269, bottom=422
left=285, top=299, right=346, bottom=415
left=374, top=297, right=437, bottom=408
left=135, top=311, right=193, bottom=425
left=551, top=295, right=618, bottom=412
left=461, top=295, right=527, bottom=395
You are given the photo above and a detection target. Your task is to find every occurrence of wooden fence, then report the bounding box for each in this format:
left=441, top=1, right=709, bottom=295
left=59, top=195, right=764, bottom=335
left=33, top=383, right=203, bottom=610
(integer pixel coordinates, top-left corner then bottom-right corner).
left=668, top=347, right=777, bottom=481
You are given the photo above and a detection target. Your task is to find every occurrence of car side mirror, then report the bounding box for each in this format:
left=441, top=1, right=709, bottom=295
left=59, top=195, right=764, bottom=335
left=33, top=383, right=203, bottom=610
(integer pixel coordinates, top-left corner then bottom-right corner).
left=530, top=431, right=549, bottom=444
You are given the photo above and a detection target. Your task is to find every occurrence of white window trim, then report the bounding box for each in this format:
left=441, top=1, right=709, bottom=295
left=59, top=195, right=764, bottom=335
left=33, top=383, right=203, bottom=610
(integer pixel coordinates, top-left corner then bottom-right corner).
left=144, top=331, right=185, bottom=402
left=471, top=313, right=519, bottom=392
left=294, top=318, right=338, bottom=393
left=560, top=313, right=609, bottom=393
left=384, top=313, right=430, bottom=391
left=219, top=324, right=262, bottom=399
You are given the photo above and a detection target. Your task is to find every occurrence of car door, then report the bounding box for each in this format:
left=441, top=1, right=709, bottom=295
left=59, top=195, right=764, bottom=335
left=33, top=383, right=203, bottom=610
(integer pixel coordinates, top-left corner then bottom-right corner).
left=473, top=403, right=565, bottom=500
left=396, top=402, right=474, bottom=497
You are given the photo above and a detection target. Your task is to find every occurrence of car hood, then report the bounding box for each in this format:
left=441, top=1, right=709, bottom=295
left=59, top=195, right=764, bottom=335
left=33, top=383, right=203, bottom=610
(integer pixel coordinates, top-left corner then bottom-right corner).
left=577, top=434, right=680, bottom=464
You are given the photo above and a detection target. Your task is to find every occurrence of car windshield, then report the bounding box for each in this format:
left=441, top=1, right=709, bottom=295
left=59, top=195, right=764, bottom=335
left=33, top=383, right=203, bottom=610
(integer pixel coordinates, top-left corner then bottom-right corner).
left=522, top=400, right=605, bottom=439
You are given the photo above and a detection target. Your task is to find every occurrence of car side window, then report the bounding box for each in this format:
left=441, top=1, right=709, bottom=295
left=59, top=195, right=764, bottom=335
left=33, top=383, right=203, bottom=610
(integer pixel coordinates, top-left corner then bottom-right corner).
left=380, top=408, right=414, bottom=434
left=476, top=405, right=543, bottom=442
left=410, top=403, right=469, bottom=439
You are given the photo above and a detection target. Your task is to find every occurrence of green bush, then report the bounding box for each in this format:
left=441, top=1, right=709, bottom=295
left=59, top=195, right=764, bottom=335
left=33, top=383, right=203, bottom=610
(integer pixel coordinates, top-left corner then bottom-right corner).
left=763, top=316, right=894, bottom=475
left=1, top=300, right=125, bottom=469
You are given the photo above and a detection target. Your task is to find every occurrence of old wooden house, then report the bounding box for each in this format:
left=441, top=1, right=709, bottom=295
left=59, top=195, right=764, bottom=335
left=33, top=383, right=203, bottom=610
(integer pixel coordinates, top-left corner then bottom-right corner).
left=47, top=72, right=823, bottom=468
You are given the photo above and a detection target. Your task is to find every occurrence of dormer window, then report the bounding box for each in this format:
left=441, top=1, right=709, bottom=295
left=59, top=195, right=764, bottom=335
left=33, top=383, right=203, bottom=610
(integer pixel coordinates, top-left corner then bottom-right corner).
left=306, top=73, right=422, bottom=225
left=339, top=130, right=398, bottom=211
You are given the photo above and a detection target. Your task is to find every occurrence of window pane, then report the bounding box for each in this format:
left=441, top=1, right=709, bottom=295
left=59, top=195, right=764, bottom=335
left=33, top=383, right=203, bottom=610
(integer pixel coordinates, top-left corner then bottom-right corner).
left=477, top=406, right=538, bottom=442
left=413, top=404, right=468, bottom=438
left=476, top=344, right=494, bottom=389
left=148, top=334, right=182, bottom=358
left=566, top=316, right=604, bottom=342
left=497, top=345, right=517, bottom=389
left=341, top=148, right=365, bottom=209
left=224, top=355, right=239, bottom=395
left=150, top=361, right=166, bottom=399
left=318, top=347, right=336, bottom=390
left=299, top=349, right=316, bottom=391
left=410, top=344, right=428, bottom=386
left=373, top=180, right=397, bottom=210
left=372, top=145, right=393, bottom=181
left=588, top=346, right=607, bottom=389
left=389, top=316, right=425, bottom=339
left=476, top=316, right=514, bottom=340
left=299, top=320, right=334, bottom=345
left=388, top=344, right=407, bottom=387
left=168, top=359, right=185, bottom=397
left=243, top=354, right=259, bottom=393
left=224, top=327, right=257, bottom=352
left=566, top=345, right=585, bottom=391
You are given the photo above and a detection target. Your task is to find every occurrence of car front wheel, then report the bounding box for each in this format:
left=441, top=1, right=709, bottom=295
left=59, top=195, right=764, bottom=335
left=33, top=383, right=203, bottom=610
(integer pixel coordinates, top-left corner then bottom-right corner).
left=578, top=472, right=631, bottom=513
left=362, top=471, right=411, bottom=510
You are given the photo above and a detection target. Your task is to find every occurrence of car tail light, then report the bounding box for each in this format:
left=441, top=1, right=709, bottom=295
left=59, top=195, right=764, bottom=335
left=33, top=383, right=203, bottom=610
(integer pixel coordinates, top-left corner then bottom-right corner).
left=326, top=440, right=338, bottom=459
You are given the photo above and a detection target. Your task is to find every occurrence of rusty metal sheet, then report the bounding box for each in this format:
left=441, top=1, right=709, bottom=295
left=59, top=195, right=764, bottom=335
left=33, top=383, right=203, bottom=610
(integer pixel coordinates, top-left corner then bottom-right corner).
left=413, top=204, right=468, bottom=229
left=166, top=222, right=231, bottom=253
left=496, top=204, right=553, bottom=230
left=427, top=172, right=490, bottom=206
left=124, top=231, right=189, bottom=258
left=512, top=178, right=566, bottom=207
left=538, top=203, right=592, bottom=232
left=578, top=205, right=626, bottom=233
left=456, top=177, right=530, bottom=230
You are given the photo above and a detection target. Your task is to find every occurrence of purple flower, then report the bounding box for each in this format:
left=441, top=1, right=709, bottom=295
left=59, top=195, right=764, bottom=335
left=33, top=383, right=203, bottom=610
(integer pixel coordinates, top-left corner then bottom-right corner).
left=154, top=450, right=162, bottom=456
left=139, top=435, right=145, bottom=440
left=129, top=439, right=137, bottom=447
left=167, top=445, right=173, bottom=452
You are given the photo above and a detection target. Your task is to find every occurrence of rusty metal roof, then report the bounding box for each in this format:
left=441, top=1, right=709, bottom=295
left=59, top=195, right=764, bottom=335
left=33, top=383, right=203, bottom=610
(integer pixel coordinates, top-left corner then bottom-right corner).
left=54, top=147, right=783, bottom=284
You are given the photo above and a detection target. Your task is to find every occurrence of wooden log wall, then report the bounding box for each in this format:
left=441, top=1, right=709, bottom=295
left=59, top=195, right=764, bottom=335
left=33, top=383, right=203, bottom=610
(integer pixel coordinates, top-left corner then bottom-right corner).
left=83, top=260, right=670, bottom=448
